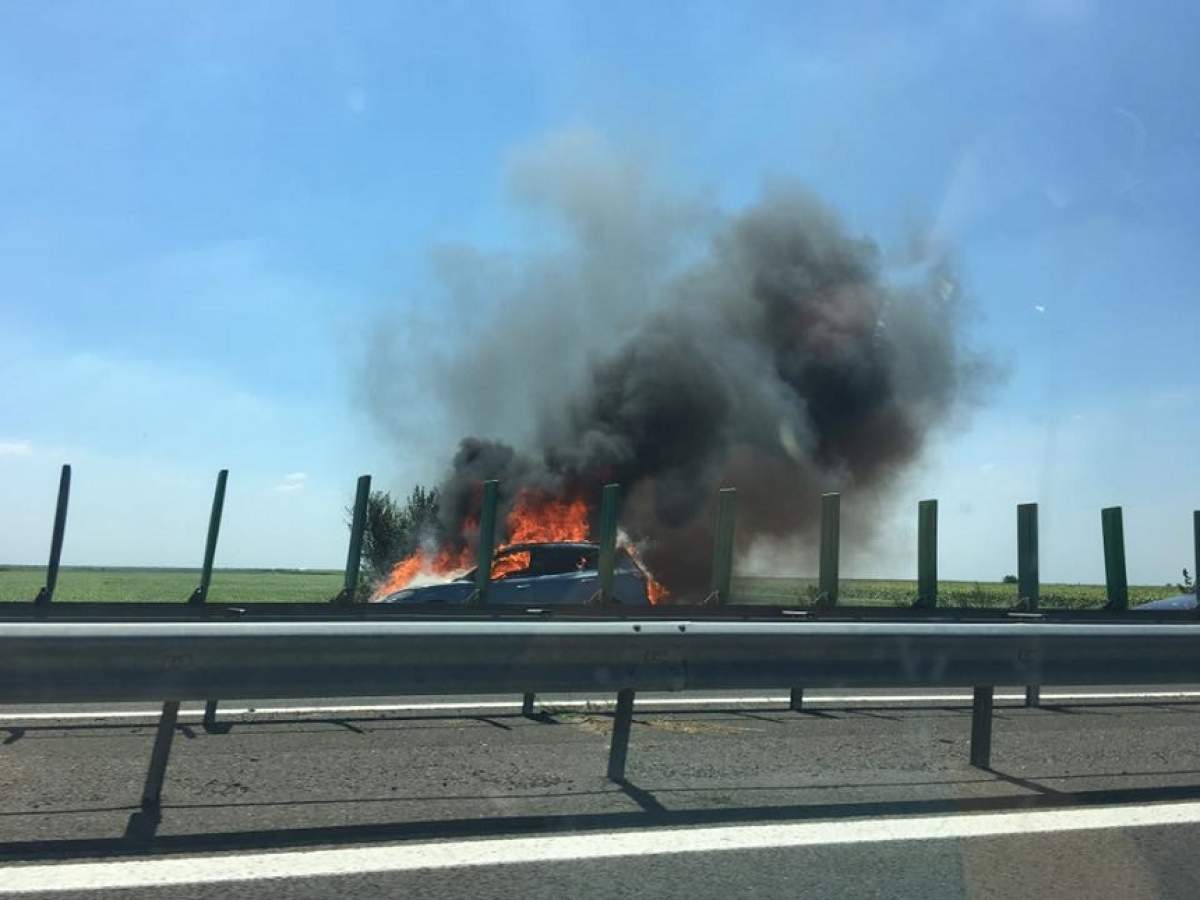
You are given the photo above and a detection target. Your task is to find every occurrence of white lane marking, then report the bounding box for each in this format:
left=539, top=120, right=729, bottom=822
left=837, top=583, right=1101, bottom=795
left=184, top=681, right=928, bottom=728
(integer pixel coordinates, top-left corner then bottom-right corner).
left=3, top=801, right=1200, bottom=893
left=0, top=690, right=1197, bottom=722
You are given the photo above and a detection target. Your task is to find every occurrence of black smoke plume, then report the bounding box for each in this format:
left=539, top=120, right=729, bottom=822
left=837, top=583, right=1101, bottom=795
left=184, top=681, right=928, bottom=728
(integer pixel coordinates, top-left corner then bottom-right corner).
left=366, top=131, right=986, bottom=596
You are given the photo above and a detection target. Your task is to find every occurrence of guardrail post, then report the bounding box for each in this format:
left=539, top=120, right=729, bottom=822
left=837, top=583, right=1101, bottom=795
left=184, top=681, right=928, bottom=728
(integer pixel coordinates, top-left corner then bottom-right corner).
left=1102, top=506, right=1128, bottom=611
left=916, top=499, right=938, bottom=609
left=592, top=487, right=638, bottom=763
left=970, top=687, right=994, bottom=768
left=790, top=491, right=839, bottom=710
left=472, top=480, right=499, bottom=606
left=189, top=469, right=228, bottom=606
left=187, top=470, right=229, bottom=731
left=141, top=699, right=180, bottom=812
left=709, top=488, right=736, bottom=604
left=333, top=475, right=371, bottom=605
left=202, top=699, right=221, bottom=733
left=34, top=464, right=71, bottom=604
left=1193, top=511, right=1199, bottom=606
left=521, top=693, right=536, bottom=716
left=1018, top=503, right=1040, bottom=706
left=597, top=483, right=620, bottom=606
left=818, top=492, right=840, bottom=607
left=607, top=687, right=636, bottom=781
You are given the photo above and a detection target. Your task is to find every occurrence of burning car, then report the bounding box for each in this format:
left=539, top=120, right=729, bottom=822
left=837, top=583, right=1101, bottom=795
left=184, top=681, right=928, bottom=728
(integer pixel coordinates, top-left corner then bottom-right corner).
left=375, top=541, right=652, bottom=606
left=1132, top=592, right=1197, bottom=611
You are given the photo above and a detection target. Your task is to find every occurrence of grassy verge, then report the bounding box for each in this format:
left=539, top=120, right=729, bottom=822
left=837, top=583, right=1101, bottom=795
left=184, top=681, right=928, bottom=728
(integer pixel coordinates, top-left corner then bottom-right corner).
left=0, top=566, right=342, bottom=603
left=731, top=576, right=1182, bottom=610
left=0, top=566, right=1183, bottom=608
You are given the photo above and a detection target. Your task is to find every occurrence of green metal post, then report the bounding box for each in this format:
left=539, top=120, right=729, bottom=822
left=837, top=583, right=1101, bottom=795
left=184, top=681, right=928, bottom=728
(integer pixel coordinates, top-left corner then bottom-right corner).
left=1101, top=506, right=1128, bottom=611
left=335, top=475, right=371, bottom=605
left=794, top=491, right=838, bottom=704
left=597, top=484, right=621, bottom=605
left=190, top=469, right=228, bottom=605
left=1193, top=511, right=1199, bottom=602
left=1018, top=502, right=1040, bottom=706
left=517, top=485, right=549, bottom=713
left=709, top=488, right=737, bottom=604
left=35, top=464, right=71, bottom=604
left=1017, top=503, right=1040, bottom=610
left=818, top=492, right=841, bottom=607
left=191, top=470, right=229, bottom=730
left=607, top=688, right=636, bottom=781
left=472, top=480, right=499, bottom=606
left=916, top=499, right=938, bottom=609
left=970, top=687, right=994, bottom=768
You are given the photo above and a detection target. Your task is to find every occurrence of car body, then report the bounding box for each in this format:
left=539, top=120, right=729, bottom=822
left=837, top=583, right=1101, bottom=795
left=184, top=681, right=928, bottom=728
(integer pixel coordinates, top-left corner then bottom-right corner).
left=376, top=541, right=651, bottom=607
left=1132, top=592, right=1197, bottom=611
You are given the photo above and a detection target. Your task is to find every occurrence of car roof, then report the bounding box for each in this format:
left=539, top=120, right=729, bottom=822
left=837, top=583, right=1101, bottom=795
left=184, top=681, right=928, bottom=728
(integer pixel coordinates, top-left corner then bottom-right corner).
left=498, top=541, right=599, bottom=553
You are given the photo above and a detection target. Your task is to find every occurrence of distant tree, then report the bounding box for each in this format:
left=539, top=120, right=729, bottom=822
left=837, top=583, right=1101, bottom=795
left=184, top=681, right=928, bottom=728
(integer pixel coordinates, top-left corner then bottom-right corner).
left=339, top=485, right=443, bottom=601
left=1179, top=568, right=1195, bottom=595
left=1002, top=574, right=1018, bottom=584
left=358, top=485, right=442, bottom=585
left=360, top=490, right=405, bottom=584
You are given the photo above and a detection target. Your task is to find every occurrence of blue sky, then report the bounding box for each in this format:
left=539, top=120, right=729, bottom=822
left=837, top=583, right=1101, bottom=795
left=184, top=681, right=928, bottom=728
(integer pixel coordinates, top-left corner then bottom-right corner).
left=2, top=0, right=1198, bottom=583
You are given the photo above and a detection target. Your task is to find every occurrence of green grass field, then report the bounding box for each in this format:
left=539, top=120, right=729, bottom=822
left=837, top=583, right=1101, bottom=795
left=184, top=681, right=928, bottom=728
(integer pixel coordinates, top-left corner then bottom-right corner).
left=730, top=576, right=1182, bottom=610
left=0, top=565, right=1184, bottom=609
left=0, top=566, right=343, bottom=603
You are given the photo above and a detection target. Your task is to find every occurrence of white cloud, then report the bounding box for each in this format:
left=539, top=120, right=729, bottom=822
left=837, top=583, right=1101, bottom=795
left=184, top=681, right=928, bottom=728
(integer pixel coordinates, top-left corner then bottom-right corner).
left=275, top=472, right=308, bottom=493
left=1034, top=305, right=1046, bottom=313
left=0, top=439, right=33, bottom=457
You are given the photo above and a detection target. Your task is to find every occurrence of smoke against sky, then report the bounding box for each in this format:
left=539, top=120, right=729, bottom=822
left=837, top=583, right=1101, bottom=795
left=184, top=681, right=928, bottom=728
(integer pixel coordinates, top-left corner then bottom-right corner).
left=4, top=4, right=1198, bottom=581
left=365, top=130, right=991, bottom=593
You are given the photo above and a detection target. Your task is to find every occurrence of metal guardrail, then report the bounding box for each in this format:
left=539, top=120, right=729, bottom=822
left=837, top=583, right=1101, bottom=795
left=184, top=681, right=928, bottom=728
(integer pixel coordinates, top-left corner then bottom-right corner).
left=4, top=618, right=1200, bottom=815
left=5, top=602, right=1197, bottom=621
left=11, top=463, right=1200, bottom=822
left=5, top=620, right=1200, bottom=702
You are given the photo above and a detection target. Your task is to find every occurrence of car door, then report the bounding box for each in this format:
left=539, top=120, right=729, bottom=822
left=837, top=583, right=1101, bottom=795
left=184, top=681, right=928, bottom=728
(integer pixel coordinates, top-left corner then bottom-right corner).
left=517, top=546, right=600, bottom=606
left=520, top=569, right=598, bottom=605
left=487, top=571, right=541, bottom=605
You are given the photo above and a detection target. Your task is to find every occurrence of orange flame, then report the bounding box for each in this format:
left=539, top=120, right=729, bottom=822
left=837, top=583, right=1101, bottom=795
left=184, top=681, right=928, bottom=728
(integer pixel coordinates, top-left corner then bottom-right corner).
left=505, top=491, right=590, bottom=544
left=382, top=554, right=424, bottom=591
left=491, top=549, right=531, bottom=580
left=622, top=540, right=671, bottom=604
left=372, top=487, right=670, bottom=604
left=373, top=544, right=473, bottom=597
left=645, top=577, right=670, bottom=604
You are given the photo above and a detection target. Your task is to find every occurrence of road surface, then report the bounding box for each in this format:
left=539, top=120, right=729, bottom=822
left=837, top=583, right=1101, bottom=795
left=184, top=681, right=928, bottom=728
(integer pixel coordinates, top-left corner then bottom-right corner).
left=2, top=688, right=1200, bottom=898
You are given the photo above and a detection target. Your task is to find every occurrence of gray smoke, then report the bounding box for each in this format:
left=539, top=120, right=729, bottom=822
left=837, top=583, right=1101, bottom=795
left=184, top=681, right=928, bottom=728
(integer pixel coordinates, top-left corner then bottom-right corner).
left=365, top=130, right=987, bottom=596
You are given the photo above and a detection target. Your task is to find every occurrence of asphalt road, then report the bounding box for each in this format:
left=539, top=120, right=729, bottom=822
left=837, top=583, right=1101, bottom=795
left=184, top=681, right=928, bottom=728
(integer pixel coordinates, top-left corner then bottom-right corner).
left=2, top=688, right=1200, bottom=898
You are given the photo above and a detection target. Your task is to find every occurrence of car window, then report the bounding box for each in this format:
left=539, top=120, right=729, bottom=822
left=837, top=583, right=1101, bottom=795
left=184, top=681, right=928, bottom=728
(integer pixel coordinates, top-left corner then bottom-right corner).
left=491, top=549, right=532, bottom=580
left=527, top=546, right=597, bottom=576
left=615, top=548, right=640, bottom=573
